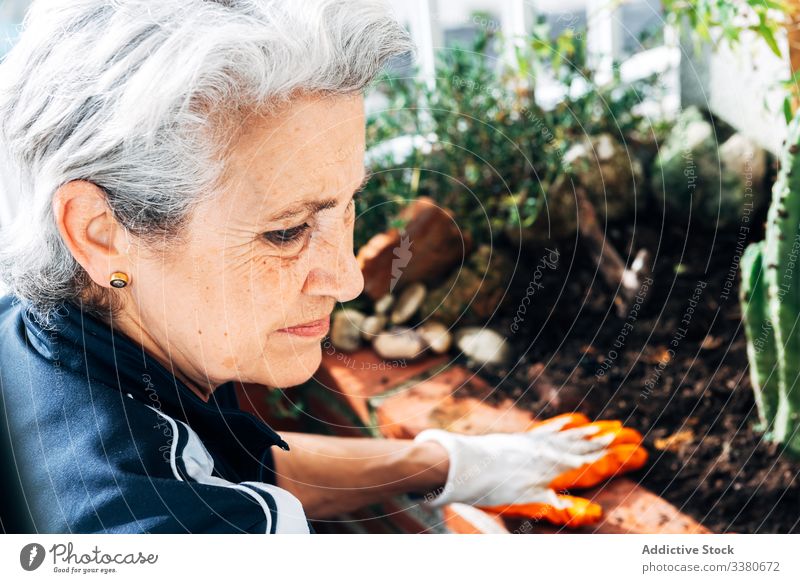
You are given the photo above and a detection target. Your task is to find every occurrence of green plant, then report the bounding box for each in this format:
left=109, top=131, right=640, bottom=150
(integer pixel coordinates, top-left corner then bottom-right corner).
left=662, top=0, right=788, bottom=57
left=359, top=25, right=659, bottom=249
left=662, top=0, right=798, bottom=123
left=741, top=242, right=779, bottom=431
left=740, top=111, right=800, bottom=456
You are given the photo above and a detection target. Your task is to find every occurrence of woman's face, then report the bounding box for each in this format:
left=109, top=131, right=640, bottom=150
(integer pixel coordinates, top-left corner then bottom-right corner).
left=126, top=94, right=366, bottom=395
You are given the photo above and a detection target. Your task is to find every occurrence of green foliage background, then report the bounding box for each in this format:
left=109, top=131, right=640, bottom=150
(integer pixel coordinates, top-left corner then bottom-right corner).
left=357, top=26, right=667, bottom=250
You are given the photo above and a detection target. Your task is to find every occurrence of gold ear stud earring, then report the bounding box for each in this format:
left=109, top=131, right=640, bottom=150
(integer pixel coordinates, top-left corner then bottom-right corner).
left=109, top=272, right=130, bottom=288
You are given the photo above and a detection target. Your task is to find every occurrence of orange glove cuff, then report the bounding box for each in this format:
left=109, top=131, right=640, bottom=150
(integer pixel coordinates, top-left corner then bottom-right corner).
left=479, top=495, right=603, bottom=528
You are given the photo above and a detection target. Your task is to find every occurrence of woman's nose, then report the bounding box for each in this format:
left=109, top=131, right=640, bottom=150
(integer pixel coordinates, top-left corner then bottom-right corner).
left=303, top=229, right=364, bottom=303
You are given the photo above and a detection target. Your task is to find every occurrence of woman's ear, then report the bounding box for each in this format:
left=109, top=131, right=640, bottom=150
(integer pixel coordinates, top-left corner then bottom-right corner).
left=52, top=181, right=134, bottom=289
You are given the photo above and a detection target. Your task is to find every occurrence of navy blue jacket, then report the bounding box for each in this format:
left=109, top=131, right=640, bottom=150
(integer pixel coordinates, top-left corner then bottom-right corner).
left=0, top=294, right=311, bottom=533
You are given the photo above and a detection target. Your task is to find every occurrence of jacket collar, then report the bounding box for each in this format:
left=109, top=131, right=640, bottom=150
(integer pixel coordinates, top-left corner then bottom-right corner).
left=20, top=297, right=289, bottom=481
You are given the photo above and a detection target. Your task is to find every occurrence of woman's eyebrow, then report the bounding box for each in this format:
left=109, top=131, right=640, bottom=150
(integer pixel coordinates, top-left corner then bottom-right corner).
left=267, top=171, right=369, bottom=222
left=269, top=198, right=339, bottom=221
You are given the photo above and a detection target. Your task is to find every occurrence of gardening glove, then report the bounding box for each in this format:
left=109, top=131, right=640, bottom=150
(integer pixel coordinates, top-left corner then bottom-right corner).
left=414, top=413, right=647, bottom=528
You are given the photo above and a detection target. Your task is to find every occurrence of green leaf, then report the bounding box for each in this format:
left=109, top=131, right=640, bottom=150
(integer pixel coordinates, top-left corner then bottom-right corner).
left=759, top=0, right=789, bottom=11
left=784, top=96, right=793, bottom=126
left=758, top=21, right=782, bottom=58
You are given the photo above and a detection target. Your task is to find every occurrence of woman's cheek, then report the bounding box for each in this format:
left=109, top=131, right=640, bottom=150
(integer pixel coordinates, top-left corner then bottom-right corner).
left=246, top=254, right=304, bottom=323
left=262, top=248, right=309, bottom=288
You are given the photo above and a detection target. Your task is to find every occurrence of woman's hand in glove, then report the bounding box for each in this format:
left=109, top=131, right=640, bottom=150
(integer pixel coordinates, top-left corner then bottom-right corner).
left=414, top=413, right=647, bottom=527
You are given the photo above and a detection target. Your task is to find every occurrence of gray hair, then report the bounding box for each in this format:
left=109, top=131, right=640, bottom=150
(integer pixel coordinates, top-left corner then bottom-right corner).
left=0, top=0, right=413, bottom=327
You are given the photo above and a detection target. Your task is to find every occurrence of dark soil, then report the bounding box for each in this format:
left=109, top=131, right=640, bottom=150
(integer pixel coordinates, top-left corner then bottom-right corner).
left=466, top=209, right=800, bottom=534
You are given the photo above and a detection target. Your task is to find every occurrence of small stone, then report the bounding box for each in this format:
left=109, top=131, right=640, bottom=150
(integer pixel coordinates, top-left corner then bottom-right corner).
left=330, top=308, right=366, bottom=352
left=390, top=282, right=427, bottom=325
left=653, top=109, right=768, bottom=227
left=374, top=294, right=394, bottom=315
left=373, top=327, right=427, bottom=360
left=455, top=327, right=511, bottom=366
left=417, top=320, right=452, bottom=354
left=360, top=315, right=387, bottom=340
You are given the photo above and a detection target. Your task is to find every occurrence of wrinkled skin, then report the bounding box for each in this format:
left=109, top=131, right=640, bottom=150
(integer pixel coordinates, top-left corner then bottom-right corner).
left=55, top=94, right=366, bottom=399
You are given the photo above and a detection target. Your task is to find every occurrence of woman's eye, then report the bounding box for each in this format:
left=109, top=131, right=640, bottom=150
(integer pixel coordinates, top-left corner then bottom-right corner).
left=262, top=223, right=311, bottom=246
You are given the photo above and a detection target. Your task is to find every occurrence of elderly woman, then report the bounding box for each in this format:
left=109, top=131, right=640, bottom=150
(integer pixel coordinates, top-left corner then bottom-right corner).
left=0, top=0, right=643, bottom=534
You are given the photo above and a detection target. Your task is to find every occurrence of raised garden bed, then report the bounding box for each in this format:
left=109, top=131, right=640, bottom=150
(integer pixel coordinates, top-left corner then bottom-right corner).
left=466, top=212, right=800, bottom=534
left=239, top=195, right=800, bottom=534
left=240, top=346, right=708, bottom=534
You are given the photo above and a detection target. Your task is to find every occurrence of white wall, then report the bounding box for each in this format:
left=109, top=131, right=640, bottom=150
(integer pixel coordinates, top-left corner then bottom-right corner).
left=681, top=27, right=788, bottom=155
left=708, top=33, right=788, bottom=155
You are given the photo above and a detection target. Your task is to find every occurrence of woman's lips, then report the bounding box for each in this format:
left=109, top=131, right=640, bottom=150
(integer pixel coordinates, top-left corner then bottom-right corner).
left=276, top=316, right=330, bottom=337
